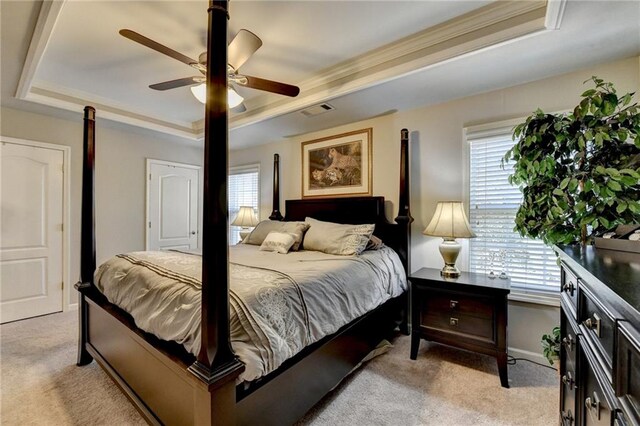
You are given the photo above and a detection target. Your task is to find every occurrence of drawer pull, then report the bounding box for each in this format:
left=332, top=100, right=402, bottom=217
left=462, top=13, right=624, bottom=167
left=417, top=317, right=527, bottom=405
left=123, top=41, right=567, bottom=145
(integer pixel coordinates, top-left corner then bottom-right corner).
left=561, top=410, right=574, bottom=425
left=584, top=313, right=601, bottom=337
left=561, top=371, right=575, bottom=390
left=449, top=317, right=459, bottom=326
left=562, top=281, right=575, bottom=294
left=449, top=300, right=458, bottom=309
left=585, top=391, right=601, bottom=421
left=562, top=336, right=575, bottom=351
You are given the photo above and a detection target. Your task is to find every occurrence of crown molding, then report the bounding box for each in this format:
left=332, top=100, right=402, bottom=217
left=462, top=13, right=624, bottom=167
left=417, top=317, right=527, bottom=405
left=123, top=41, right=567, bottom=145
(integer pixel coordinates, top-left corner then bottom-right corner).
left=545, top=0, right=568, bottom=30
left=228, top=0, right=549, bottom=130
left=16, top=0, right=561, bottom=140
left=15, top=0, right=66, bottom=99
left=28, top=82, right=198, bottom=140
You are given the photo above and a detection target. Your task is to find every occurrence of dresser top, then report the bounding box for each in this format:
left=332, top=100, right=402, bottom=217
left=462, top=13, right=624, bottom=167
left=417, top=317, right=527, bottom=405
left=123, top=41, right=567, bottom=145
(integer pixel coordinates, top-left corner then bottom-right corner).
left=557, top=245, right=640, bottom=313
left=410, top=268, right=510, bottom=292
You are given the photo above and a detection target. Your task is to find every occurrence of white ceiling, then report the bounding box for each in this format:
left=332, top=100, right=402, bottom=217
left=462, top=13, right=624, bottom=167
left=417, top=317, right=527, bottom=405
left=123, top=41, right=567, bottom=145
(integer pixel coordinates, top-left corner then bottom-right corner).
left=2, top=1, right=640, bottom=149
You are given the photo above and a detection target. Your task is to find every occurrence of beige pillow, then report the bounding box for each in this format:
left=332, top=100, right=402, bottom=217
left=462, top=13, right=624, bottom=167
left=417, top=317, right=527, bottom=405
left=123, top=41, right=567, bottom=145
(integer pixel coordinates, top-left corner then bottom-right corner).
left=303, top=217, right=375, bottom=255
left=259, top=231, right=296, bottom=254
left=244, top=220, right=310, bottom=250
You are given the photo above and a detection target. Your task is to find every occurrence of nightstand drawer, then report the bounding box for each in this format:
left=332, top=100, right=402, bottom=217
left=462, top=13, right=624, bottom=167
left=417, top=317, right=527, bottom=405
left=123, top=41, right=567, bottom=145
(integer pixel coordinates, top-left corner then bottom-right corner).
left=422, top=290, right=494, bottom=320
left=421, top=311, right=494, bottom=342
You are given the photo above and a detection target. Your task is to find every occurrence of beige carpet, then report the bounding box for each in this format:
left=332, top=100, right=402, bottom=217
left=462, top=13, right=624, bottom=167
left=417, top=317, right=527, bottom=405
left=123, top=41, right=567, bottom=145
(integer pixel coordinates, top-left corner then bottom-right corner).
left=1, top=311, right=558, bottom=425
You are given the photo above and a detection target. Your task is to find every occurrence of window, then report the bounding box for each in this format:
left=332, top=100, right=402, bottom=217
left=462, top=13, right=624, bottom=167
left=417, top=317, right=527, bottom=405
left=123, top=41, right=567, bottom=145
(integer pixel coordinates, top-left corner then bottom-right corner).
left=468, top=130, right=560, bottom=293
left=229, top=164, right=259, bottom=245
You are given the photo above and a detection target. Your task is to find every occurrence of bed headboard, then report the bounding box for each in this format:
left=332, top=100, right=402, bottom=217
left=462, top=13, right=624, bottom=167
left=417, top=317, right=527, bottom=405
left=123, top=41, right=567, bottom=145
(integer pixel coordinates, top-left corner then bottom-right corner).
left=284, top=196, right=410, bottom=273
left=274, top=129, right=412, bottom=273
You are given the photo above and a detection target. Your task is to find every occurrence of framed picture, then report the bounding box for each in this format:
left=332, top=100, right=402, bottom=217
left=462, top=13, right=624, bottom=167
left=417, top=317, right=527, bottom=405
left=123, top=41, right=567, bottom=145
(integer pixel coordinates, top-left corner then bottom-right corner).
left=301, top=128, right=372, bottom=198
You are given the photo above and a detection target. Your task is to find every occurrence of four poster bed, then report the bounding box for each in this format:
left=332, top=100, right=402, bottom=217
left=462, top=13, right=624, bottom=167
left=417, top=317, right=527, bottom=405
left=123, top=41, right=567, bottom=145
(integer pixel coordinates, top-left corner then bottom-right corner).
left=75, top=2, right=413, bottom=425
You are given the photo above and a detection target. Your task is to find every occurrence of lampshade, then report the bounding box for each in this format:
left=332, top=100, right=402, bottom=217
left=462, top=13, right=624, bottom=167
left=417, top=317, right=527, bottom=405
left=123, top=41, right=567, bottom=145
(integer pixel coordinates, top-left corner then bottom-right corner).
left=231, top=206, right=258, bottom=227
left=190, top=84, right=244, bottom=108
left=423, top=201, right=476, bottom=239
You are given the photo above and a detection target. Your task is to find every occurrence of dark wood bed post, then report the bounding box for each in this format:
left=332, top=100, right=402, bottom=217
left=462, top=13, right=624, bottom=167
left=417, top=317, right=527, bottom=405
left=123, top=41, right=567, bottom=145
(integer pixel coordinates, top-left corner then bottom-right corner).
left=395, top=128, right=413, bottom=335
left=269, top=153, right=283, bottom=220
left=188, top=1, right=244, bottom=422
left=395, top=128, right=413, bottom=268
left=76, top=106, right=96, bottom=366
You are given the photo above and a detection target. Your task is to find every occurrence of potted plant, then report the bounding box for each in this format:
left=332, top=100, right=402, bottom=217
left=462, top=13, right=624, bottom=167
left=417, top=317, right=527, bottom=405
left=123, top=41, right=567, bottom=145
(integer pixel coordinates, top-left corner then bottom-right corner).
left=541, top=326, right=561, bottom=369
left=503, top=77, right=640, bottom=246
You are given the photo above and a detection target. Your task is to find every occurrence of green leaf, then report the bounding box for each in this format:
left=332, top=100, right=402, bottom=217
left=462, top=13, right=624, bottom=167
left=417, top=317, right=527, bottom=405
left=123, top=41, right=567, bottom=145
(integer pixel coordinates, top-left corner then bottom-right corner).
left=628, top=202, right=640, bottom=214
left=559, top=177, right=570, bottom=189
left=583, top=180, right=593, bottom=192
left=568, top=178, right=579, bottom=192
left=617, top=202, right=628, bottom=214
left=607, top=180, right=622, bottom=191
left=582, top=89, right=597, bottom=97
left=553, top=188, right=565, bottom=197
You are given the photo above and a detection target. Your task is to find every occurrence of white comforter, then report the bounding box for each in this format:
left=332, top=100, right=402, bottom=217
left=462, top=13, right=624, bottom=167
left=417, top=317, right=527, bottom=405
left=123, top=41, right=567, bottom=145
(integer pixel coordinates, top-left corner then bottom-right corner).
left=94, top=244, right=406, bottom=382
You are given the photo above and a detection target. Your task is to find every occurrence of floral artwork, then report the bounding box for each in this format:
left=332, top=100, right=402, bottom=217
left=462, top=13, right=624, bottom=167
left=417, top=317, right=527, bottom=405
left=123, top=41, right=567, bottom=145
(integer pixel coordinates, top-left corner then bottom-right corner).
left=301, top=128, right=372, bottom=198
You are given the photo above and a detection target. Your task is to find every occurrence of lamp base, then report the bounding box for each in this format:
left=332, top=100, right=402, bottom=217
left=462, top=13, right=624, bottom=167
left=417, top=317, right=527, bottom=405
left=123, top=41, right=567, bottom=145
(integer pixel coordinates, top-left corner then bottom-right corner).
left=238, top=228, right=251, bottom=242
left=439, top=238, right=461, bottom=279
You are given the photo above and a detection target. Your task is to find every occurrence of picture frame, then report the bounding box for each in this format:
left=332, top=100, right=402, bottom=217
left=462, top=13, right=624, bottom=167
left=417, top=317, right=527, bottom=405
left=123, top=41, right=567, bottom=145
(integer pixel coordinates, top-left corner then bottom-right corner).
left=301, top=128, right=372, bottom=198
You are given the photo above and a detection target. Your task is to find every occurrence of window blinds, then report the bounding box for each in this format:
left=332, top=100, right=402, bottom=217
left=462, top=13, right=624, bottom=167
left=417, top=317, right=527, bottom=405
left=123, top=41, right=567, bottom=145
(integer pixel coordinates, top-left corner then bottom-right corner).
left=468, top=134, right=560, bottom=293
left=228, top=165, right=259, bottom=245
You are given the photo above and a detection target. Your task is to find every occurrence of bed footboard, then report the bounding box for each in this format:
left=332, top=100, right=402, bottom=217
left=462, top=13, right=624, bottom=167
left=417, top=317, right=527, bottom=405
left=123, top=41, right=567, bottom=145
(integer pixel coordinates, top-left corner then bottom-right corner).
left=82, top=291, right=239, bottom=425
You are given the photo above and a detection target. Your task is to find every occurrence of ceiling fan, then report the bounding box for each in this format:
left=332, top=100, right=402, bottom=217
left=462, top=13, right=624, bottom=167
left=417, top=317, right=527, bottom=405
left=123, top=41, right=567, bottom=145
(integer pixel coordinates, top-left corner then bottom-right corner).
left=119, top=29, right=300, bottom=112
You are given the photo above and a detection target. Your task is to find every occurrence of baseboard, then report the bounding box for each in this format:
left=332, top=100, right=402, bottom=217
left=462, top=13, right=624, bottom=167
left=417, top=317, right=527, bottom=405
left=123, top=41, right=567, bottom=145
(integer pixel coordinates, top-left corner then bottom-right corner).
left=507, top=346, right=548, bottom=365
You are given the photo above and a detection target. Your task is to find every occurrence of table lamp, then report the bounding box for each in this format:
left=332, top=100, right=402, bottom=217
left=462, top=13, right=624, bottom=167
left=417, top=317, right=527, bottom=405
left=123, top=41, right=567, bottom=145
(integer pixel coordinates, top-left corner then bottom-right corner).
left=423, top=201, right=476, bottom=278
left=231, top=206, right=258, bottom=241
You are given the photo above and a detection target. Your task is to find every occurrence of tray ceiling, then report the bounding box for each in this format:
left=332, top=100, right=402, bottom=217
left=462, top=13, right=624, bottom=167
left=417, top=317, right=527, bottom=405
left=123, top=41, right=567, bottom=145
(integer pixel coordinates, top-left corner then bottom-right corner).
left=9, top=0, right=640, bottom=147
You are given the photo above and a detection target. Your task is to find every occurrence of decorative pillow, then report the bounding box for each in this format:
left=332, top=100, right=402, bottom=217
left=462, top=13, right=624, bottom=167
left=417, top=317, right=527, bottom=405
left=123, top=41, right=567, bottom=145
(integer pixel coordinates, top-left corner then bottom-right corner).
left=303, top=217, right=375, bottom=255
left=259, top=231, right=296, bottom=254
left=366, top=235, right=384, bottom=251
left=244, top=220, right=310, bottom=251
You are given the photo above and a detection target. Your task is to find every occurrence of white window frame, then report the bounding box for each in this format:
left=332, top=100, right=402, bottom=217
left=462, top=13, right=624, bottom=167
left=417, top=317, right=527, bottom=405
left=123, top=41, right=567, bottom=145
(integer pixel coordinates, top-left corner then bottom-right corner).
left=463, top=119, right=560, bottom=307
left=229, top=163, right=260, bottom=245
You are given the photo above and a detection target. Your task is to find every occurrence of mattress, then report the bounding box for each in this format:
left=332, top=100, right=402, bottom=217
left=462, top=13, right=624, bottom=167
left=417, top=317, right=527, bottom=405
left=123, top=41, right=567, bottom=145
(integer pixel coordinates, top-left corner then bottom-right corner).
left=94, top=244, right=407, bottom=382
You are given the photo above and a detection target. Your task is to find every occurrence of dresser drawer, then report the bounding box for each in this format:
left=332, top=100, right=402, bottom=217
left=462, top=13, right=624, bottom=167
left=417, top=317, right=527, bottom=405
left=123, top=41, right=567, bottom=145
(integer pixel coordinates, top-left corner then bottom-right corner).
left=562, top=309, right=580, bottom=372
left=561, top=263, right=579, bottom=317
left=580, top=285, right=617, bottom=379
left=422, top=290, right=494, bottom=320
left=581, top=342, right=617, bottom=426
left=615, top=322, right=640, bottom=425
left=560, top=357, right=578, bottom=426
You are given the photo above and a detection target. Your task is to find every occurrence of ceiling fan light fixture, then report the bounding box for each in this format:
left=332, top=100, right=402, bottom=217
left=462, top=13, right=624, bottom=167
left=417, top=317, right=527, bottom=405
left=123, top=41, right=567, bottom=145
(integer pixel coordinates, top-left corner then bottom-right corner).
left=190, top=84, right=244, bottom=108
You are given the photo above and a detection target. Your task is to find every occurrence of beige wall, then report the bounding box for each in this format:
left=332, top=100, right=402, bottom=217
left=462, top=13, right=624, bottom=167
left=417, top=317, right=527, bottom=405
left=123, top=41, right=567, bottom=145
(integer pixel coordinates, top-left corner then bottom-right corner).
left=0, top=107, right=203, bottom=308
left=231, top=55, right=640, bottom=358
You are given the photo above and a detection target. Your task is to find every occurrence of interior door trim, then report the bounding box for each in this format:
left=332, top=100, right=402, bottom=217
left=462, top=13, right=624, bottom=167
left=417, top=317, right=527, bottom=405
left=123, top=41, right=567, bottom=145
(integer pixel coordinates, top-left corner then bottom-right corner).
left=0, top=135, right=71, bottom=312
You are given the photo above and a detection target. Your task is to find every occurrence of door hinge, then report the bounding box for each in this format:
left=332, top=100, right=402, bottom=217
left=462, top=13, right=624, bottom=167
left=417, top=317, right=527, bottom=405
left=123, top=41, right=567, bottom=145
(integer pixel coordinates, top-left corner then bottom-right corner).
left=149, top=221, right=151, bottom=229
left=149, top=173, right=152, bottom=180
left=61, top=281, right=64, bottom=290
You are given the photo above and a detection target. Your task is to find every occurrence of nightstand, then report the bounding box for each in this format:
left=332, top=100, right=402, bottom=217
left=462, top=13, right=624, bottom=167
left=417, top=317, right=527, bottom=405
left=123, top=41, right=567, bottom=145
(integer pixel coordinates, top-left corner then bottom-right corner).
left=409, top=267, right=511, bottom=388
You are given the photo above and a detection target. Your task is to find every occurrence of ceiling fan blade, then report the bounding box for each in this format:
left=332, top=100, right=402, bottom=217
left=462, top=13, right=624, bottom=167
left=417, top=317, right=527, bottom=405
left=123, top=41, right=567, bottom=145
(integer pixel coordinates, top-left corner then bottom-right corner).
left=120, top=29, right=204, bottom=72
left=231, top=102, right=247, bottom=113
left=228, top=29, right=263, bottom=71
left=149, top=77, right=203, bottom=91
left=237, top=75, right=300, bottom=97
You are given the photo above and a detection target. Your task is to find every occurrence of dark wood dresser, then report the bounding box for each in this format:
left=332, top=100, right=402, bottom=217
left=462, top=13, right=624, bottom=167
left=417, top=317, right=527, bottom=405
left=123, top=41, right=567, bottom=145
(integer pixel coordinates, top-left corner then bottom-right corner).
left=556, top=245, right=640, bottom=426
left=409, top=268, right=510, bottom=388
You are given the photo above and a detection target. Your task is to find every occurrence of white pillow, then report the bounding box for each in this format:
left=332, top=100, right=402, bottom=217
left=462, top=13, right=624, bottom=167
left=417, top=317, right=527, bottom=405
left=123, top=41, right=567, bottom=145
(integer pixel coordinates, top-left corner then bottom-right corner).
left=303, top=217, right=375, bottom=255
left=244, top=220, right=310, bottom=250
left=259, top=231, right=296, bottom=254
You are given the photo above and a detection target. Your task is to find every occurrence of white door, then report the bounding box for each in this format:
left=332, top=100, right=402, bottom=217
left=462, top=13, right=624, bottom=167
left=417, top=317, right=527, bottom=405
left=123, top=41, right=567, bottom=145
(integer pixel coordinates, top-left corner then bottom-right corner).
left=0, top=142, right=64, bottom=323
left=147, top=161, right=199, bottom=251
